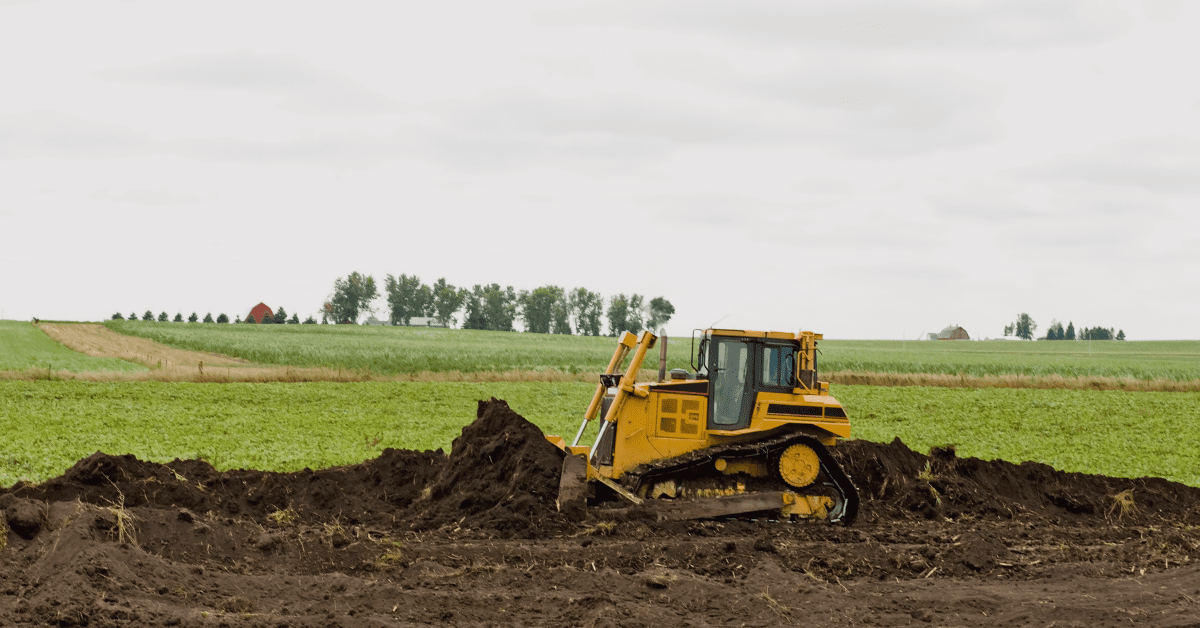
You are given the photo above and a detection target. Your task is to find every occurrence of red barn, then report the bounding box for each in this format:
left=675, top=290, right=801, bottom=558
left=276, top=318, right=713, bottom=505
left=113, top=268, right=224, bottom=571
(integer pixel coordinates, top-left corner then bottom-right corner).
left=246, top=303, right=274, bottom=324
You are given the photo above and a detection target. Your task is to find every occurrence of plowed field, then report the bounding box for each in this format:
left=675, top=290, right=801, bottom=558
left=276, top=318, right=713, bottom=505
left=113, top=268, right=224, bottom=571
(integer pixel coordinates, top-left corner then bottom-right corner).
left=3, top=400, right=1199, bottom=627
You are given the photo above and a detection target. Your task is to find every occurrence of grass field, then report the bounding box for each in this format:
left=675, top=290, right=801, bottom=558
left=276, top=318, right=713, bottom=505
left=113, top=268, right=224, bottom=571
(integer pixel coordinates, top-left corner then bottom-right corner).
left=103, top=320, right=1200, bottom=382
left=822, top=338, right=1200, bottom=381
left=0, top=321, right=146, bottom=374
left=103, top=320, right=696, bottom=375
left=3, top=380, right=1198, bottom=488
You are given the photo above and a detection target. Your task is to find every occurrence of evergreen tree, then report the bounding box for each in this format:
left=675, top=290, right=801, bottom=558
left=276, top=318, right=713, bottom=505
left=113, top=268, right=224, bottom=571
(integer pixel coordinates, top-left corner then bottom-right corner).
left=173, top=313, right=183, bottom=323
left=143, top=310, right=154, bottom=321
left=303, top=315, right=316, bottom=324
left=274, top=306, right=288, bottom=324
left=111, top=312, right=124, bottom=320
left=1065, top=321, right=1075, bottom=340
left=204, top=313, right=215, bottom=323
left=158, top=311, right=169, bottom=322
left=235, top=315, right=242, bottom=323
left=188, top=312, right=198, bottom=323
left=1117, top=329, right=1125, bottom=341
left=216, top=313, right=228, bottom=323
left=129, top=312, right=138, bottom=321
left=289, top=313, right=299, bottom=324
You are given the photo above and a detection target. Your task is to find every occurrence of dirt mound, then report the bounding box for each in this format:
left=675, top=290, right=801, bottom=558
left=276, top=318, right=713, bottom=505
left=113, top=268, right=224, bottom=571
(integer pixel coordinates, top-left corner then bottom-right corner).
left=835, top=438, right=1200, bottom=525
left=12, top=447, right=447, bottom=527
left=7, top=402, right=1200, bottom=626
left=409, top=398, right=567, bottom=535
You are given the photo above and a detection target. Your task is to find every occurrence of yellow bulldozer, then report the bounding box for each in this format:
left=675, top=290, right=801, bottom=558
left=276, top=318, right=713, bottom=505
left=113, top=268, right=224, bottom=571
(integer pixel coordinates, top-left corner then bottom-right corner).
left=548, top=328, right=858, bottom=524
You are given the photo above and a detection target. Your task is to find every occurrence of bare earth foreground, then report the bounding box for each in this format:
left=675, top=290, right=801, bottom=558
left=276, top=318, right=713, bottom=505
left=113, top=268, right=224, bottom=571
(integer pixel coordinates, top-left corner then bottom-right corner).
left=4, top=400, right=1200, bottom=627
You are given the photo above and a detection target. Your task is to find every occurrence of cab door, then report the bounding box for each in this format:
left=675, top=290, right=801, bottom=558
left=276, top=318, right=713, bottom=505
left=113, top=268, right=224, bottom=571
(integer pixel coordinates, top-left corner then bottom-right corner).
left=707, top=337, right=754, bottom=431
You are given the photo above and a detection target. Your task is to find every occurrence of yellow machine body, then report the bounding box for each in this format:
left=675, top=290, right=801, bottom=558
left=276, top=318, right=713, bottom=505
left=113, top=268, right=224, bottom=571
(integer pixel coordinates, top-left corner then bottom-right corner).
left=549, top=328, right=859, bottom=524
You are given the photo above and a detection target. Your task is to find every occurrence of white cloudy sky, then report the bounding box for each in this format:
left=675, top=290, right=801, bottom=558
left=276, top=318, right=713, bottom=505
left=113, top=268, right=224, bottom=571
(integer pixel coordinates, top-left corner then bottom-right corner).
left=1, top=0, right=1196, bottom=340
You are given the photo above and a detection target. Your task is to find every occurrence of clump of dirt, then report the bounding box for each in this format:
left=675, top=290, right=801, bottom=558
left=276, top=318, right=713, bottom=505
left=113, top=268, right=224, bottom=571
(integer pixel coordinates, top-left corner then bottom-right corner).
left=408, top=398, right=568, bottom=536
left=834, top=438, right=1200, bottom=525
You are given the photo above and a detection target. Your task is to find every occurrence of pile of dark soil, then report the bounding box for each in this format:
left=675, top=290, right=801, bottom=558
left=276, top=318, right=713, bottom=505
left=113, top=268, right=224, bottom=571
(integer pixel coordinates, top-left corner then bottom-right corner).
left=409, top=398, right=568, bottom=535
left=834, top=438, right=1200, bottom=525
left=5, top=398, right=1200, bottom=626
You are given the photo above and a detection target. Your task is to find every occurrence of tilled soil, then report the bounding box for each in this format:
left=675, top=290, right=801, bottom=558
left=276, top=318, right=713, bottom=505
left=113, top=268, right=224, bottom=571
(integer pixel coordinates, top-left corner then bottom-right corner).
left=4, top=398, right=1200, bottom=627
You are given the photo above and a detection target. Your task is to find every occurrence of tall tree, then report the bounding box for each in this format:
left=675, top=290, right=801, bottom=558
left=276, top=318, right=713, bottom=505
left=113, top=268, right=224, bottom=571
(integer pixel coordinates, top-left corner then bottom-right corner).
left=626, top=294, right=645, bottom=334
left=1046, top=320, right=1064, bottom=340
left=483, top=284, right=518, bottom=332
left=204, top=313, right=216, bottom=323
left=274, top=306, right=288, bottom=325
left=431, top=278, right=466, bottom=328
left=646, top=297, right=675, bottom=331
left=129, top=312, right=138, bottom=321
left=1013, top=313, right=1037, bottom=341
left=1065, top=321, right=1075, bottom=340
left=112, top=313, right=124, bottom=320
left=568, top=288, right=603, bottom=336
left=519, top=286, right=561, bottom=334
left=158, top=311, right=169, bottom=322
left=188, top=312, right=198, bottom=323
left=302, top=316, right=316, bottom=324
left=173, top=313, right=183, bottom=322
left=606, top=294, right=630, bottom=337
left=143, top=310, right=154, bottom=321
left=462, top=285, right=488, bottom=330
left=1116, top=329, right=1125, bottom=341
left=385, top=274, right=428, bottom=325
left=322, top=272, right=378, bottom=324
left=551, top=291, right=572, bottom=335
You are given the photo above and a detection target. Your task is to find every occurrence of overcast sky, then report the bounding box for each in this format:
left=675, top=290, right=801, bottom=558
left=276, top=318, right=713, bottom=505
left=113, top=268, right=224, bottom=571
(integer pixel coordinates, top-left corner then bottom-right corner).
left=1, top=0, right=1196, bottom=340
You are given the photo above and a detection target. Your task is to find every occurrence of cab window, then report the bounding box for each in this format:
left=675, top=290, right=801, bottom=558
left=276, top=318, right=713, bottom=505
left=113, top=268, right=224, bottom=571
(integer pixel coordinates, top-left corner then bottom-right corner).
left=761, top=344, right=797, bottom=388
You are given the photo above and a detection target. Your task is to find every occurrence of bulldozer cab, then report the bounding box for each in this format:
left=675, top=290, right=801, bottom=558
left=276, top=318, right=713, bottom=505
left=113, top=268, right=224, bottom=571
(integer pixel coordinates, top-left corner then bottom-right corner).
left=695, top=329, right=819, bottom=432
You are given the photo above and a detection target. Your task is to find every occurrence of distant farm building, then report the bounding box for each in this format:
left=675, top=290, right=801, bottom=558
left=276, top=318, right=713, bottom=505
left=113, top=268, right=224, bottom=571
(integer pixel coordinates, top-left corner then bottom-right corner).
left=407, top=316, right=448, bottom=328
left=246, top=303, right=274, bottom=324
left=928, top=325, right=970, bottom=340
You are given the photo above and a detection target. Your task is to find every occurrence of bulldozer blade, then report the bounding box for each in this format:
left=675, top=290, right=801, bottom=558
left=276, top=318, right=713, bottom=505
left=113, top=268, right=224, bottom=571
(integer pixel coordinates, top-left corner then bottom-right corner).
left=557, top=453, right=589, bottom=520
left=651, top=492, right=789, bottom=522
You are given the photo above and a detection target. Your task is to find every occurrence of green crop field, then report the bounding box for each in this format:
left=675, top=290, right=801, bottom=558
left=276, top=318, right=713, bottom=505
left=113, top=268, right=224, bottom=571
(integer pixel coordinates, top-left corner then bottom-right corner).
left=103, top=320, right=697, bottom=375
left=0, top=321, right=146, bottom=374
left=820, top=339, right=1200, bottom=381
left=105, top=320, right=1200, bottom=381
left=3, top=381, right=1198, bottom=488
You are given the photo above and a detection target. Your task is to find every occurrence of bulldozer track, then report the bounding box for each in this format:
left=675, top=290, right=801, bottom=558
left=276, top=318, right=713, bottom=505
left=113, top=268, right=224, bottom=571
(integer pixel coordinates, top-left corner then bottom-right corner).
left=621, top=433, right=860, bottom=525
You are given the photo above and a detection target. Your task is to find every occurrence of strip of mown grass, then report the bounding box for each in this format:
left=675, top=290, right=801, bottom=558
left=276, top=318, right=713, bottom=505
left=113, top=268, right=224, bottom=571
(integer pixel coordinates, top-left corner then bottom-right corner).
left=3, top=381, right=1199, bottom=488
left=0, top=320, right=146, bottom=374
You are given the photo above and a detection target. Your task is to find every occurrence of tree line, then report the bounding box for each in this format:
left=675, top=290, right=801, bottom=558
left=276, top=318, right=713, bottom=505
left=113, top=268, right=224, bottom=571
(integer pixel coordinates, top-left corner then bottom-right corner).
left=1003, top=313, right=1125, bottom=341
left=111, top=309, right=317, bottom=325
left=322, top=272, right=675, bottom=335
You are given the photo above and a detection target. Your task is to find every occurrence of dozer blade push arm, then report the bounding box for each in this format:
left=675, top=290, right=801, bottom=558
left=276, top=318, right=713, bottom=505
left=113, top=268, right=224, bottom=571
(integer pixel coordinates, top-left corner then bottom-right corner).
left=590, top=331, right=656, bottom=467
left=571, top=331, right=638, bottom=447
